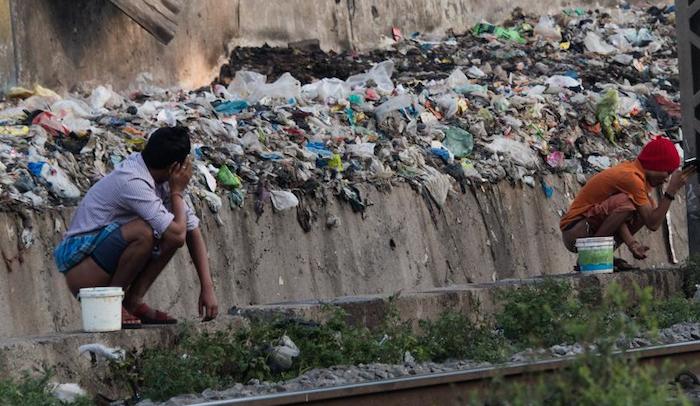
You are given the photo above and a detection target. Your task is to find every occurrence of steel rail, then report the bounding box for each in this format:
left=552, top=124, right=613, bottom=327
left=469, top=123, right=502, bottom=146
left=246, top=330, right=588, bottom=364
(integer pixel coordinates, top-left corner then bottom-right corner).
left=186, top=340, right=700, bottom=406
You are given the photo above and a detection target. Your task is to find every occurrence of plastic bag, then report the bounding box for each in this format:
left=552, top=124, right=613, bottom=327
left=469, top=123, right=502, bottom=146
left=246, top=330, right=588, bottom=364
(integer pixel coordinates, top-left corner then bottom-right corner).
left=455, top=83, right=487, bottom=97
left=270, top=190, right=299, bottom=211
left=306, top=141, right=332, bottom=159
left=156, top=109, right=177, bottom=126
left=32, top=112, right=69, bottom=136
left=346, top=142, right=376, bottom=158
left=346, top=60, right=395, bottom=94
left=51, top=99, right=96, bottom=119
left=445, top=68, right=469, bottom=88
left=436, top=94, right=458, bottom=118
left=217, top=165, right=241, bottom=189
left=442, top=127, right=474, bottom=158
left=28, top=161, right=81, bottom=200
left=546, top=151, right=565, bottom=168
left=227, top=71, right=267, bottom=99
left=618, top=96, right=642, bottom=117
left=328, top=153, right=343, bottom=171
left=584, top=32, right=616, bottom=55
left=196, top=162, right=217, bottom=192
left=198, top=118, right=231, bottom=140
left=89, top=85, right=122, bottom=110
left=61, top=116, right=92, bottom=134
left=485, top=137, right=539, bottom=168
left=424, top=167, right=452, bottom=207
left=214, top=100, right=249, bottom=116
left=473, top=22, right=526, bottom=44
left=533, top=16, right=562, bottom=41
left=545, top=75, right=580, bottom=89
left=201, top=190, right=223, bottom=214
left=249, top=73, right=301, bottom=103
left=467, top=66, right=486, bottom=79
left=623, top=28, right=655, bottom=47
left=240, top=131, right=262, bottom=152
left=301, top=78, right=350, bottom=102
left=596, top=89, right=620, bottom=143
left=374, top=94, right=415, bottom=123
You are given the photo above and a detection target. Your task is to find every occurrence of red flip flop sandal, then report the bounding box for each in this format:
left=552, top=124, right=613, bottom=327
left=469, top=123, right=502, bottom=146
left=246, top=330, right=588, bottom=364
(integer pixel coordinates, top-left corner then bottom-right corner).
left=132, top=303, right=177, bottom=325
left=122, top=306, right=142, bottom=329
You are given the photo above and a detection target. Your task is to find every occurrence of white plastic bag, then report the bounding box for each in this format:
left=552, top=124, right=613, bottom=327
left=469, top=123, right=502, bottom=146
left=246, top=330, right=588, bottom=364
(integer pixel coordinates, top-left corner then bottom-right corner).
left=346, top=60, right=395, bottom=94
left=346, top=142, right=376, bottom=158
left=270, top=190, right=299, bottom=211
left=89, top=85, right=122, bottom=110
left=584, top=32, right=616, bottom=55
left=240, top=131, right=262, bottom=151
left=249, top=73, right=301, bottom=103
left=445, top=68, right=469, bottom=88
left=196, top=162, right=217, bottom=192
left=374, top=94, right=415, bottom=123
left=467, top=66, right=486, bottom=79
left=51, top=99, right=96, bottom=119
left=301, top=78, right=350, bottom=102
left=227, top=71, right=267, bottom=99
left=436, top=94, right=458, bottom=118
left=38, top=162, right=81, bottom=199
left=545, top=75, right=581, bottom=89
left=156, top=109, right=177, bottom=126
left=533, top=16, right=562, bottom=41
left=485, top=137, right=539, bottom=168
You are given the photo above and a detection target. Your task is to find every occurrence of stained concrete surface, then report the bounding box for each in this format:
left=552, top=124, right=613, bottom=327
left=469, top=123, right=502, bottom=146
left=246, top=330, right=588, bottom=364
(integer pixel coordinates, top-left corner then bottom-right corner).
left=0, top=174, right=688, bottom=339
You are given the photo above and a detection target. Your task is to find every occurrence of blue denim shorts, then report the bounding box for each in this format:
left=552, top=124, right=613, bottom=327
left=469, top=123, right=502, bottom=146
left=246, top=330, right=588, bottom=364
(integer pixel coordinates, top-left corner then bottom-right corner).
left=90, top=226, right=128, bottom=275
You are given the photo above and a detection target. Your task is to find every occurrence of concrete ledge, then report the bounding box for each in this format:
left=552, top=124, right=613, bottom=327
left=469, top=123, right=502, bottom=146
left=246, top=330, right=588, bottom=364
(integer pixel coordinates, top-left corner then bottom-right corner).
left=237, top=268, right=687, bottom=329
left=0, top=268, right=685, bottom=399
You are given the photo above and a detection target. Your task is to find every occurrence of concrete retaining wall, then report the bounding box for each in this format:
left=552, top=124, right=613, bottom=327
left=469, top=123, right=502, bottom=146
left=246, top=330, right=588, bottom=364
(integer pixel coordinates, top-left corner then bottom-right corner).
left=0, top=0, right=595, bottom=91
left=0, top=174, right=688, bottom=339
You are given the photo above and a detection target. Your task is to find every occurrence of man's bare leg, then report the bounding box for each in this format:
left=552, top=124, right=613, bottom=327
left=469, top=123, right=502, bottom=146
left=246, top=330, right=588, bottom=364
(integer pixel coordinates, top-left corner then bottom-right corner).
left=108, top=220, right=155, bottom=289
left=123, top=241, right=180, bottom=314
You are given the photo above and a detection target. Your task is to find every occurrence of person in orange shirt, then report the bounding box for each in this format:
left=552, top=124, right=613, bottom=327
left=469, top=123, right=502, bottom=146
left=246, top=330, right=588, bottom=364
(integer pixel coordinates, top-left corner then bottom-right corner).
left=561, top=136, right=695, bottom=268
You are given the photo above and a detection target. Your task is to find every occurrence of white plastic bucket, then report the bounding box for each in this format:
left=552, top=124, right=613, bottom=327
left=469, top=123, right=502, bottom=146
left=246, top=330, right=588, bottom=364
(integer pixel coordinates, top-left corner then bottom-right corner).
left=575, top=237, right=615, bottom=274
left=78, top=287, right=124, bottom=332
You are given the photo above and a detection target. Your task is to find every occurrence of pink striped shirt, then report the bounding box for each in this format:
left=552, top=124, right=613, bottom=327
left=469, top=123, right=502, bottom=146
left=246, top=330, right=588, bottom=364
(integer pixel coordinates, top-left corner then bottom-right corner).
left=65, top=153, right=199, bottom=239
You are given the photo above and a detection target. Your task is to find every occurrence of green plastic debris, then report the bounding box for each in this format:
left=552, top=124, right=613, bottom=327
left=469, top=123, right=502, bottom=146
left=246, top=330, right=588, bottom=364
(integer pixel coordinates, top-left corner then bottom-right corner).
left=328, top=153, right=343, bottom=172
left=348, top=94, right=364, bottom=105
left=596, top=89, right=620, bottom=144
left=564, top=8, right=586, bottom=16
left=443, top=127, right=474, bottom=158
left=473, top=23, right=526, bottom=44
left=455, top=83, right=487, bottom=96
left=217, top=165, right=241, bottom=189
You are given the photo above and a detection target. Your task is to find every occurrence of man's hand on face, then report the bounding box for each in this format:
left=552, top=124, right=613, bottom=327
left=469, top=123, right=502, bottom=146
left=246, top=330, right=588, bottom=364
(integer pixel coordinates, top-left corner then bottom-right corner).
left=169, top=158, right=193, bottom=193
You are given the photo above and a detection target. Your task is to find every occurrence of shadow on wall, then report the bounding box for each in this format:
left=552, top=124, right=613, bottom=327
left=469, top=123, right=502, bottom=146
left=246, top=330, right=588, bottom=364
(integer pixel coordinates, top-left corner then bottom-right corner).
left=42, top=0, right=122, bottom=64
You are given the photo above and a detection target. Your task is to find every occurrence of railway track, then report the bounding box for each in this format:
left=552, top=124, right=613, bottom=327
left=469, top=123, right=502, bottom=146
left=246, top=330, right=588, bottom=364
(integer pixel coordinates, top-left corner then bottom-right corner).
left=187, top=340, right=700, bottom=406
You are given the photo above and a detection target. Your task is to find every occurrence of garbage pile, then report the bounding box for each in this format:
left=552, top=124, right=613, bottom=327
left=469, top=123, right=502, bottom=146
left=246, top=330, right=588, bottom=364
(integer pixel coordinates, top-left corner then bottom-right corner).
left=0, top=5, right=681, bottom=222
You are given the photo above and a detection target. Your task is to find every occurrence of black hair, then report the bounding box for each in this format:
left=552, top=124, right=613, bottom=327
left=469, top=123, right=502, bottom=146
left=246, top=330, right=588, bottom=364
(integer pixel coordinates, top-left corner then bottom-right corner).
left=142, top=126, right=191, bottom=169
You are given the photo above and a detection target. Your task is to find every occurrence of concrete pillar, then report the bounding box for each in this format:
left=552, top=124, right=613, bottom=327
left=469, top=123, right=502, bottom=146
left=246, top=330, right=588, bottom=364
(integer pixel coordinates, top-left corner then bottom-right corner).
left=0, top=0, right=15, bottom=90
left=676, top=0, right=700, bottom=255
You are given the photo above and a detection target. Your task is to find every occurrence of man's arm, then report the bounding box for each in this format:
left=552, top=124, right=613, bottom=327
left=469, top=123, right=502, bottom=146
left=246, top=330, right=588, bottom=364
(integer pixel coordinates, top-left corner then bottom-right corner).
left=162, top=160, right=192, bottom=246
left=638, top=168, right=693, bottom=231
left=186, top=227, right=219, bottom=320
